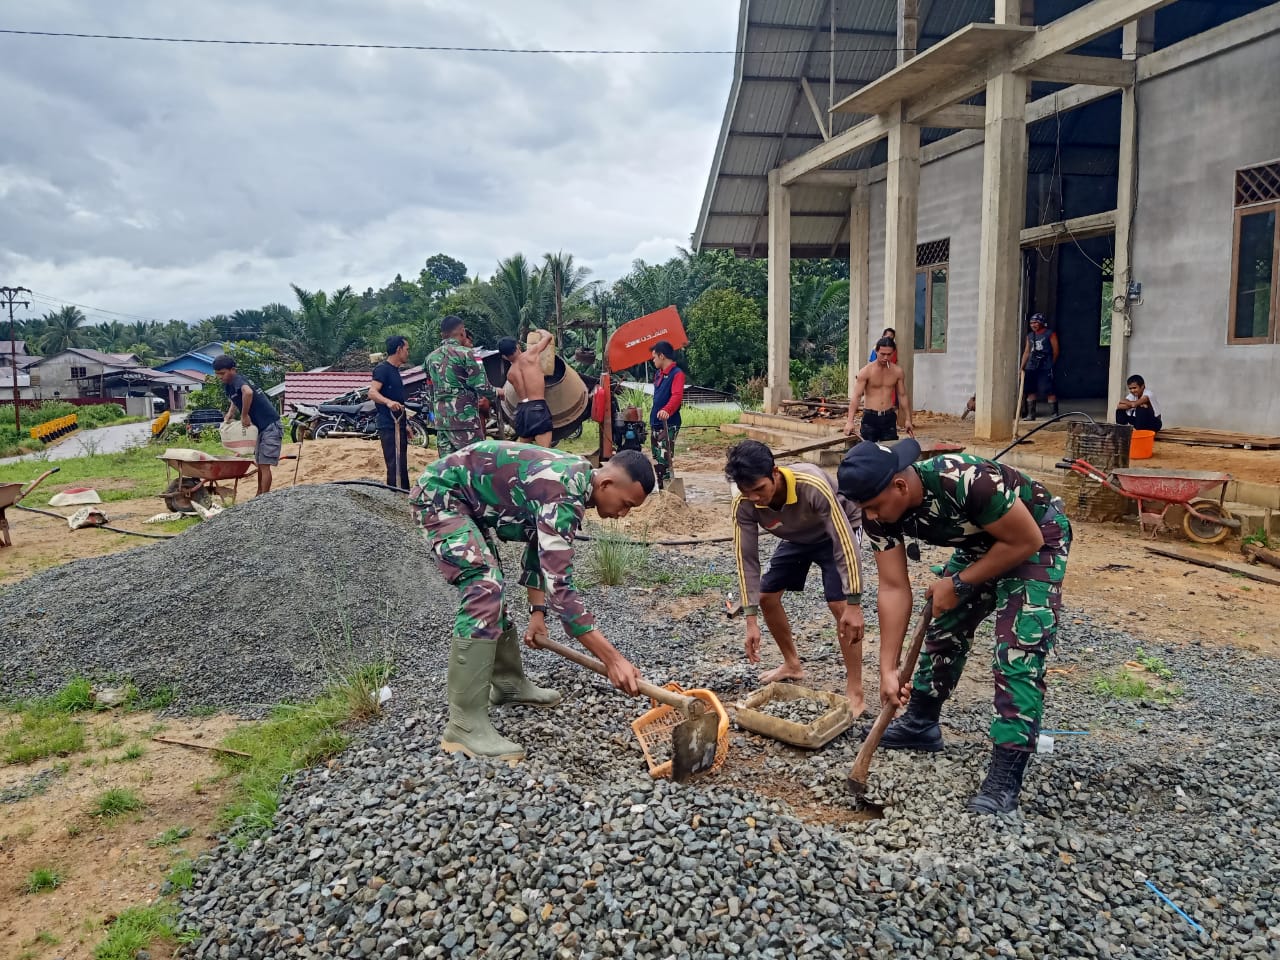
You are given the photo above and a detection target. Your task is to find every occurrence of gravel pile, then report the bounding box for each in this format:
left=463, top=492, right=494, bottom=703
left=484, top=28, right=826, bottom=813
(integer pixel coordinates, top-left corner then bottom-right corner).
left=0, top=484, right=456, bottom=713
left=179, top=543, right=1280, bottom=959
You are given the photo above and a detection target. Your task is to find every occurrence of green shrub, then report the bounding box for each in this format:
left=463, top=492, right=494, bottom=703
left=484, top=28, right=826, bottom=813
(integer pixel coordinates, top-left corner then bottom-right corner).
left=805, top=362, right=850, bottom=399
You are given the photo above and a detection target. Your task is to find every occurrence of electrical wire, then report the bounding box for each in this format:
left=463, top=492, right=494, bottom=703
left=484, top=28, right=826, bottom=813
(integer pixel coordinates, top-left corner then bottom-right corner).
left=24, top=290, right=170, bottom=326
left=0, top=29, right=922, bottom=57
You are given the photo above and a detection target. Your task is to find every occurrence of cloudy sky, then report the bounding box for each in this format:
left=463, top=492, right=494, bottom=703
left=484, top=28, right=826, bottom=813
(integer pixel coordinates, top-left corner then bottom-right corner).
left=0, top=1, right=739, bottom=324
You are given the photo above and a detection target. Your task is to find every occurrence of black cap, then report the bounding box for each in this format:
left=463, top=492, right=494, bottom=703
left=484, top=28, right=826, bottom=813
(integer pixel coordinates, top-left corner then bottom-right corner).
left=836, top=438, right=921, bottom=503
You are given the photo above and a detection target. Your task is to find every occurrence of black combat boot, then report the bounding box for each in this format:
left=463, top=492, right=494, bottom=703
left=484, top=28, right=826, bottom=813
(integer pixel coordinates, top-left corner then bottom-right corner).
left=1025, top=400, right=1038, bottom=421
left=966, top=745, right=1032, bottom=814
left=1051, top=400, right=1059, bottom=417
left=873, top=693, right=944, bottom=752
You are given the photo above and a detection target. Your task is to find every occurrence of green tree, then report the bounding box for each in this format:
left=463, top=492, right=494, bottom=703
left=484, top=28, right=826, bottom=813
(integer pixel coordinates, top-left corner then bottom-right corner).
left=424, top=253, right=468, bottom=290
left=469, top=254, right=551, bottom=340
left=285, top=285, right=371, bottom=367
left=684, top=288, right=767, bottom=392
left=790, top=277, right=850, bottom=365
left=127, top=342, right=159, bottom=366
left=39, top=306, right=89, bottom=354
left=613, top=252, right=708, bottom=322
left=542, top=251, right=595, bottom=344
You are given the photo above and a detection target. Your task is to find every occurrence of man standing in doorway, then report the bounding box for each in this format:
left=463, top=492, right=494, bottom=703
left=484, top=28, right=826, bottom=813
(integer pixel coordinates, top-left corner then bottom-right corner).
left=1020, top=313, right=1059, bottom=421
left=369, top=335, right=411, bottom=490
left=837, top=439, right=1072, bottom=814
left=650, top=340, right=685, bottom=486
left=214, top=354, right=282, bottom=496
left=845, top=337, right=913, bottom=442
left=498, top=335, right=555, bottom=447
left=424, top=315, right=496, bottom=458
left=726, top=440, right=868, bottom=714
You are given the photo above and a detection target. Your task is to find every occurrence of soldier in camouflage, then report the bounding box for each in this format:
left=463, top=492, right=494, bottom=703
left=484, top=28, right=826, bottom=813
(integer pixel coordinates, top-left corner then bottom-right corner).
left=838, top=438, right=1072, bottom=814
left=423, top=315, right=497, bottom=458
left=410, top=440, right=656, bottom=762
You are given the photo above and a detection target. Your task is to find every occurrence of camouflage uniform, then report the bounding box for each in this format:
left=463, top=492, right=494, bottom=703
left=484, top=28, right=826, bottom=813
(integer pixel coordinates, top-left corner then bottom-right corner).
left=650, top=422, right=680, bottom=483
left=423, top=340, right=496, bottom=458
left=865, top=455, right=1072, bottom=750
left=409, top=441, right=596, bottom=642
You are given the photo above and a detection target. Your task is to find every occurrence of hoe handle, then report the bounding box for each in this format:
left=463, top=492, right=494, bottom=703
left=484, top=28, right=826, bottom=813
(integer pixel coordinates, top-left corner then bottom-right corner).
left=536, top=636, right=698, bottom=712
left=848, top=600, right=934, bottom=787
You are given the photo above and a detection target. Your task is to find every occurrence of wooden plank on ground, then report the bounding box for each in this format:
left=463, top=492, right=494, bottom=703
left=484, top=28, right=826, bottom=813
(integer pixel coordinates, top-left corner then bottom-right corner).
left=1157, top=427, right=1280, bottom=449
left=1146, top=544, right=1280, bottom=586
left=1243, top=543, right=1280, bottom=571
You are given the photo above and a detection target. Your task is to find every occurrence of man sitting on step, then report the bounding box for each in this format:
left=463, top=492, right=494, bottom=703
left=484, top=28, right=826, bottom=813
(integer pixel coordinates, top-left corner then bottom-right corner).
left=725, top=440, right=868, bottom=715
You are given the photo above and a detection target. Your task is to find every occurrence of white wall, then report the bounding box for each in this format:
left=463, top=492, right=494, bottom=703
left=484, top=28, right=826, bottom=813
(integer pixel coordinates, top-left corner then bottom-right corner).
left=867, top=143, right=985, bottom=414
left=1129, top=34, right=1280, bottom=434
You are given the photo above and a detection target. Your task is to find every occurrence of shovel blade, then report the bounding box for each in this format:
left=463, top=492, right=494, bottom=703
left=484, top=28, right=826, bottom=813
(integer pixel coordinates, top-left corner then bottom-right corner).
left=670, top=713, right=720, bottom=783
left=666, top=478, right=686, bottom=501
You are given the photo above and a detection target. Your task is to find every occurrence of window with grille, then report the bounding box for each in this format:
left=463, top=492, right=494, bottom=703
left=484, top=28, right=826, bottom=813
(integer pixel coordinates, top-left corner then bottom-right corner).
left=1230, top=160, right=1280, bottom=344
left=914, top=239, right=949, bottom=352
left=1100, top=257, right=1115, bottom=347
left=70, top=365, right=87, bottom=379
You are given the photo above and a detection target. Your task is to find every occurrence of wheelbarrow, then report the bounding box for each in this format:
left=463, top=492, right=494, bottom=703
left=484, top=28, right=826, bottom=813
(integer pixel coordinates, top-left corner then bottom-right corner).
left=158, top=451, right=257, bottom=513
left=0, top=467, right=60, bottom=548
left=1057, top=459, right=1239, bottom=544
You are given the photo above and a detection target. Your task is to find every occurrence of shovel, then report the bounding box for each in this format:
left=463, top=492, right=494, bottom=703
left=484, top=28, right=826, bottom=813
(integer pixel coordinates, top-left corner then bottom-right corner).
left=535, top=636, right=721, bottom=782
left=846, top=599, right=934, bottom=811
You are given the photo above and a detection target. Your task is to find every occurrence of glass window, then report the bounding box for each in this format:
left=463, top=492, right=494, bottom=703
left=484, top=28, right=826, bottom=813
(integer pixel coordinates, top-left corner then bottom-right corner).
left=913, top=266, right=948, bottom=353
left=1233, top=209, right=1276, bottom=342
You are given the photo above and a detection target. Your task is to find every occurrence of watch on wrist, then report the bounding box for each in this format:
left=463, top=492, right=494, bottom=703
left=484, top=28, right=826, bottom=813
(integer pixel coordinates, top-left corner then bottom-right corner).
left=846, top=593, right=862, bottom=606
left=529, top=604, right=547, bottom=616
left=741, top=605, right=759, bottom=617
left=950, top=573, right=975, bottom=598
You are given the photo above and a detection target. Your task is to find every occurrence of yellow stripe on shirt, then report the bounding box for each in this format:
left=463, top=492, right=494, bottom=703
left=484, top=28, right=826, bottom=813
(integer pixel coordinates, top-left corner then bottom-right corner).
left=731, top=494, right=750, bottom=603
left=793, top=474, right=862, bottom=595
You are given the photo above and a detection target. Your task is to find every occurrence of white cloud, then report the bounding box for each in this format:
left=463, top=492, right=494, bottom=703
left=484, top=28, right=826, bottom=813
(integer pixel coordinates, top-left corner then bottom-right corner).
left=0, top=0, right=738, bottom=323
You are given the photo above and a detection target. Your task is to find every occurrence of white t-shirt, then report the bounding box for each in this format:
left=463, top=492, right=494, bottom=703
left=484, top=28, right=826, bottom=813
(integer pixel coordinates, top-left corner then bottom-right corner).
left=1125, top=390, right=1160, bottom=417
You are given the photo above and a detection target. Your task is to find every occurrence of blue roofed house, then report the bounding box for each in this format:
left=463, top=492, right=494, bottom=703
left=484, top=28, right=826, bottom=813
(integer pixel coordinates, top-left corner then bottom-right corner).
left=155, top=341, right=226, bottom=380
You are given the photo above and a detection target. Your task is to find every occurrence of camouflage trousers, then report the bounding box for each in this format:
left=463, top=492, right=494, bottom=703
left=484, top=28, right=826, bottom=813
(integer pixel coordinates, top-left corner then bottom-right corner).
left=412, top=501, right=511, bottom=642
left=650, top=422, right=679, bottom=480
left=433, top=405, right=487, bottom=459
left=913, top=512, right=1072, bottom=750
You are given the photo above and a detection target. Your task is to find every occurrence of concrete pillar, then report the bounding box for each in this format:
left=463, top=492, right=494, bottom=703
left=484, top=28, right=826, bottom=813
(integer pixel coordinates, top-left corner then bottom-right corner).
left=848, top=184, right=871, bottom=397
left=897, top=0, right=919, bottom=63
left=764, top=169, right=792, bottom=413
left=1107, top=18, right=1153, bottom=413
left=974, top=0, right=1029, bottom=442
left=883, top=105, right=921, bottom=407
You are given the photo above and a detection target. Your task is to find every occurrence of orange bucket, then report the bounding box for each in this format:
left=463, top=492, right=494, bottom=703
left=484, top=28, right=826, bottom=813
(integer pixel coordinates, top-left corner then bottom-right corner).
left=1130, top=429, right=1155, bottom=460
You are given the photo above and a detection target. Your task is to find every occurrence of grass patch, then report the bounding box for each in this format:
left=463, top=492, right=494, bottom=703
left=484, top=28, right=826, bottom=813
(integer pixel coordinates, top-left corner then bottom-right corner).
left=675, top=570, right=735, bottom=597
left=217, top=668, right=389, bottom=848
left=1092, top=667, right=1183, bottom=703
left=149, top=825, right=192, bottom=847
left=44, top=677, right=96, bottom=713
left=139, top=686, right=176, bottom=711
left=117, top=743, right=145, bottom=762
left=95, top=725, right=128, bottom=749
left=25, top=867, right=63, bottom=893
left=188, top=705, right=219, bottom=718
left=67, top=823, right=83, bottom=837
left=93, top=902, right=178, bottom=960
left=3, top=713, right=86, bottom=764
left=90, top=788, right=143, bottom=818
left=165, top=858, right=195, bottom=891
left=33, top=931, right=60, bottom=946
left=1134, top=648, right=1173, bottom=681
left=584, top=525, right=651, bottom=587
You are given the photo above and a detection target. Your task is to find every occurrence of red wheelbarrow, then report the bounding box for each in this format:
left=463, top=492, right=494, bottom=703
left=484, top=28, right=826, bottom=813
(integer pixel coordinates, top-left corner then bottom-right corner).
left=0, top=467, right=60, bottom=548
left=1057, top=459, right=1239, bottom=544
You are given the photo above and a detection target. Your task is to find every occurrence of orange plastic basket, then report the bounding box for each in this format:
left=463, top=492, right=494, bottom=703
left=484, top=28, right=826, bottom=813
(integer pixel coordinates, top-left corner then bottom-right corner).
left=631, top=682, right=730, bottom=780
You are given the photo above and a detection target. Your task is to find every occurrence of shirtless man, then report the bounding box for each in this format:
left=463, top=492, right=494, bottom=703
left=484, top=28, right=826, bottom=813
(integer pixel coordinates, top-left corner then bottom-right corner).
left=498, top=334, right=555, bottom=446
left=845, top=336, right=913, bottom=442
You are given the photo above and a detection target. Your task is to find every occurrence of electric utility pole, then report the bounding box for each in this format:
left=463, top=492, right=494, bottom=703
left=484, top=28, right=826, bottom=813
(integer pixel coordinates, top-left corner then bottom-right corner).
left=1, top=286, right=32, bottom=432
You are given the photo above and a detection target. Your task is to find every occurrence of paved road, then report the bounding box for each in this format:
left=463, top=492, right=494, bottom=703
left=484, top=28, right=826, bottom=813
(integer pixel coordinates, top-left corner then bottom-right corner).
left=0, top=420, right=155, bottom=466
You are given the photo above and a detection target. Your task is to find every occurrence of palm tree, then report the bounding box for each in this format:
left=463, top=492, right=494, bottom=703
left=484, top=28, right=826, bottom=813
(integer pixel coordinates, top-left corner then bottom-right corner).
left=40, top=306, right=89, bottom=354
left=128, top=342, right=159, bottom=366
left=287, top=284, right=371, bottom=367
left=614, top=253, right=709, bottom=321
left=541, top=251, right=595, bottom=343
left=790, top=277, right=850, bottom=364
left=161, top=320, right=195, bottom=357
left=468, top=255, right=552, bottom=340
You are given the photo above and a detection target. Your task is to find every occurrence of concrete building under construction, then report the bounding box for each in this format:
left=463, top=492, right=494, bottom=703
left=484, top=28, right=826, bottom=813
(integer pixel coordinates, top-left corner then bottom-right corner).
left=695, top=0, right=1280, bottom=438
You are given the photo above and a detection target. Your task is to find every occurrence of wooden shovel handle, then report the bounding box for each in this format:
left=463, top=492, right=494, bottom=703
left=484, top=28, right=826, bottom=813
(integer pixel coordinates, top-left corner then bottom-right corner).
left=848, top=599, right=935, bottom=786
left=535, top=636, right=697, bottom=712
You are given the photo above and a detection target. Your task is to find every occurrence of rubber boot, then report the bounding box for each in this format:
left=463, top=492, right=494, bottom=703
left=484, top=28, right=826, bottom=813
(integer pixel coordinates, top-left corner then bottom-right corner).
left=966, top=745, right=1032, bottom=814
left=440, top=637, right=525, bottom=763
left=873, top=693, right=944, bottom=752
left=489, top=626, right=562, bottom=708
left=1026, top=399, right=1038, bottom=422
left=1051, top=400, right=1059, bottom=417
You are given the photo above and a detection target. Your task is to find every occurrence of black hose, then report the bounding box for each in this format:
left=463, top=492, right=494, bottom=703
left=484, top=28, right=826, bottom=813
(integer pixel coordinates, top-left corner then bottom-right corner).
left=328, top=479, right=408, bottom=494
left=992, top=411, right=1096, bottom=462
left=15, top=503, right=177, bottom=539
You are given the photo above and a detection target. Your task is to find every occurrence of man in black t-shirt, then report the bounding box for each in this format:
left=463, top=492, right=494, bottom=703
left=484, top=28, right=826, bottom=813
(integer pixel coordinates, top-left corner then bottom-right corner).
left=214, top=354, right=283, bottom=496
left=369, top=335, right=411, bottom=489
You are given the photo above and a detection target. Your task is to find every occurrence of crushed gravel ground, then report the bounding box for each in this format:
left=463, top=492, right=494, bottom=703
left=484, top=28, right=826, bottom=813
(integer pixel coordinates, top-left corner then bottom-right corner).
left=3, top=495, right=1278, bottom=957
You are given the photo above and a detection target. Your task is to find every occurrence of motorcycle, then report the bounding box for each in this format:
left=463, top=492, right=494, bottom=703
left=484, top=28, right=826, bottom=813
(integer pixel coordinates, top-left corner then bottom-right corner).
left=311, top=400, right=379, bottom=440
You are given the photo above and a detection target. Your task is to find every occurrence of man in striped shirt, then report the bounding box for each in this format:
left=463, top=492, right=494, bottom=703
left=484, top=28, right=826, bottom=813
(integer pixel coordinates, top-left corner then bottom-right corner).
left=726, top=440, right=868, bottom=714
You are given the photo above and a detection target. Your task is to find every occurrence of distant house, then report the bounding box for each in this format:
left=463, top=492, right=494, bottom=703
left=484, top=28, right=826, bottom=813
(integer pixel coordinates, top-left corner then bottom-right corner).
left=278, top=365, right=426, bottom=412
left=28, top=348, right=200, bottom=412
left=154, top=341, right=226, bottom=380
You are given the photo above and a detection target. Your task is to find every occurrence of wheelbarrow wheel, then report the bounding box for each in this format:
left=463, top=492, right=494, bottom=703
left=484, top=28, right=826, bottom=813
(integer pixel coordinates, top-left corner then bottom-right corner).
left=1183, top=499, right=1233, bottom=545
left=163, top=478, right=213, bottom=515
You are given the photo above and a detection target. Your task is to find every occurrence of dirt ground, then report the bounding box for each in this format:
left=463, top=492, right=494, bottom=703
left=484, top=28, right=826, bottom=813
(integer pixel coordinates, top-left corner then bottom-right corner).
left=0, top=711, right=241, bottom=960
left=4, top=435, right=1278, bottom=653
